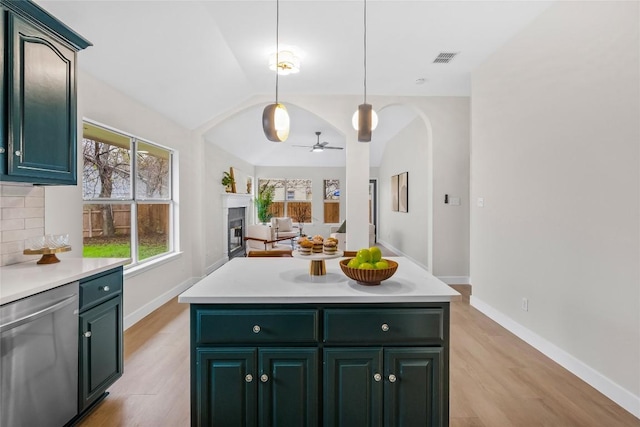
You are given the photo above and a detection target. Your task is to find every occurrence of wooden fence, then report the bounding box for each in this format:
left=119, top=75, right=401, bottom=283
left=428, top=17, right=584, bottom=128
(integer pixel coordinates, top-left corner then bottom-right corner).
left=83, top=204, right=169, bottom=238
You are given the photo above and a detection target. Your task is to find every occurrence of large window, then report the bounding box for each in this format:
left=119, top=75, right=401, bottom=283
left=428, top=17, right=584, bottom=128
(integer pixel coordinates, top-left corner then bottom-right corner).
left=259, top=178, right=312, bottom=223
left=324, top=179, right=340, bottom=223
left=82, top=121, right=175, bottom=266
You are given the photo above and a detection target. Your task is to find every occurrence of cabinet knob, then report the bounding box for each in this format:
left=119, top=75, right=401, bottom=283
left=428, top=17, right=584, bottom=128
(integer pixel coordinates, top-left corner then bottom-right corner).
left=100, top=286, right=110, bottom=292
left=260, top=374, right=269, bottom=383
left=83, top=331, right=92, bottom=338
left=245, top=374, right=253, bottom=383
left=14, top=150, right=22, bottom=157
left=373, top=373, right=382, bottom=382
left=0, top=147, right=5, bottom=154
left=252, top=325, right=261, bottom=333
left=388, top=374, right=397, bottom=383
left=381, top=323, right=390, bottom=332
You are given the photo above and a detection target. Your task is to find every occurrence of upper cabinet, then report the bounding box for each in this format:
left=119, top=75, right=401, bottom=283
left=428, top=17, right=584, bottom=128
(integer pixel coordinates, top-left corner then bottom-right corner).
left=1, top=0, right=91, bottom=185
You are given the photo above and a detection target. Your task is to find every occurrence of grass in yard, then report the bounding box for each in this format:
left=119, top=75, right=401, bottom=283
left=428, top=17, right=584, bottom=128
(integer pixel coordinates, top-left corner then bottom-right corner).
left=83, top=240, right=168, bottom=260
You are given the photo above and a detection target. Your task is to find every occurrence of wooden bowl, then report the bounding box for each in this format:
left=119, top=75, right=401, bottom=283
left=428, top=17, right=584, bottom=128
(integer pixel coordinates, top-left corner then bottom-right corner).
left=339, top=258, right=398, bottom=286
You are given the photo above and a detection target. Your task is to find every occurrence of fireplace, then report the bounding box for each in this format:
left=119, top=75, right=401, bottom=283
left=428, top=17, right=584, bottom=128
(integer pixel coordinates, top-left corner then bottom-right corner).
left=228, top=207, right=245, bottom=260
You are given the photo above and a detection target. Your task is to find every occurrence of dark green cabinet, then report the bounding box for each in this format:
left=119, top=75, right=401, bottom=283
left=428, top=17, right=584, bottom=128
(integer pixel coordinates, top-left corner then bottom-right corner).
left=190, top=304, right=449, bottom=427
left=324, top=347, right=444, bottom=427
left=78, top=268, right=124, bottom=413
left=1, top=0, right=91, bottom=184
left=196, top=347, right=318, bottom=427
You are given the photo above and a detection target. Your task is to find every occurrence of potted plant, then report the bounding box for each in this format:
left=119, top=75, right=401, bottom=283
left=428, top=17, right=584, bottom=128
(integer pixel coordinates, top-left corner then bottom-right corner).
left=256, top=181, right=275, bottom=224
left=221, top=171, right=235, bottom=193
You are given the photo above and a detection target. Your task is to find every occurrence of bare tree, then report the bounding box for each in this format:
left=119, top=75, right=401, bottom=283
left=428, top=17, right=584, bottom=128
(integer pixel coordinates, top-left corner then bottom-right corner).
left=83, top=139, right=130, bottom=237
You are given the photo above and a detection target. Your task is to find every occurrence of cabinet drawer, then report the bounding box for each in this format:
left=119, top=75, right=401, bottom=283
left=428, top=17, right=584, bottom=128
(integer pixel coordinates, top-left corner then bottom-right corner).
left=80, top=269, right=123, bottom=311
left=324, top=308, right=444, bottom=344
left=195, top=309, right=319, bottom=345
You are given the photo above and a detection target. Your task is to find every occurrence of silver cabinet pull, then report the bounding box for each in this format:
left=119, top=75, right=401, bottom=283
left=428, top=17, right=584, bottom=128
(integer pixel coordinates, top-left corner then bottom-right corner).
left=260, top=374, right=269, bottom=383
left=373, top=373, right=382, bottom=382
left=100, top=286, right=110, bottom=292
left=388, top=374, right=397, bottom=383
left=245, top=374, right=253, bottom=383
left=83, top=331, right=92, bottom=338
left=253, top=325, right=261, bottom=333
left=0, top=148, right=5, bottom=154
left=14, top=150, right=21, bottom=157
left=381, top=323, right=390, bottom=332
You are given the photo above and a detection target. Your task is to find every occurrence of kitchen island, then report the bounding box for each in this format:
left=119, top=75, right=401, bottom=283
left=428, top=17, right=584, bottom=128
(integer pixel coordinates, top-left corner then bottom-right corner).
left=179, top=256, right=459, bottom=427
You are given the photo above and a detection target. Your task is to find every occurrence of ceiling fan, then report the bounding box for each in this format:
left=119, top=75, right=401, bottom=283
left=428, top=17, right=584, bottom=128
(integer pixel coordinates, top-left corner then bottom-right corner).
left=292, top=131, right=344, bottom=152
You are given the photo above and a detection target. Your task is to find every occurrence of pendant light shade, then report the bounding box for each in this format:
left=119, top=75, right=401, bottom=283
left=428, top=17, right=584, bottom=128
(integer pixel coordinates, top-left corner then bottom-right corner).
left=353, top=0, right=376, bottom=142
left=262, top=0, right=290, bottom=142
left=351, top=104, right=379, bottom=139
left=263, top=103, right=290, bottom=142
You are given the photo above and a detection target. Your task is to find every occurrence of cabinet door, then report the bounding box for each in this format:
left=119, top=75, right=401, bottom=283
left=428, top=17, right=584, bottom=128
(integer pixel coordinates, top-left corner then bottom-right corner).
left=384, top=348, right=444, bottom=427
left=1, top=10, right=5, bottom=175
left=324, top=348, right=383, bottom=427
left=196, top=348, right=257, bottom=427
left=259, top=348, right=319, bottom=427
left=6, top=12, right=77, bottom=184
left=79, top=295, right=123, bottom=411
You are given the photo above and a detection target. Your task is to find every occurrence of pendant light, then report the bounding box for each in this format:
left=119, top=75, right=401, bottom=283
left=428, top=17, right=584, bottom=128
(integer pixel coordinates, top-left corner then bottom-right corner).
left=352, top=0, right=378, bottom=142
left=263, top=0, right=290, bottom=142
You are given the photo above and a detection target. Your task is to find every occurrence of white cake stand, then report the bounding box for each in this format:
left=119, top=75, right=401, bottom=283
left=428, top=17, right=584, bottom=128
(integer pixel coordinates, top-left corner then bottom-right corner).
left=292, top=250, right=344, bottom=276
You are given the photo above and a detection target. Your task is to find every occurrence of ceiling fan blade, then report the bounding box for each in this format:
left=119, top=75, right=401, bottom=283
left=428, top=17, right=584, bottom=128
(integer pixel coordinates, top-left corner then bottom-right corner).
left=292, top=145, right=312, bottom=148
left=320, top=141, right=329, bottom=147
left=323, top=146, right=344, bottom=150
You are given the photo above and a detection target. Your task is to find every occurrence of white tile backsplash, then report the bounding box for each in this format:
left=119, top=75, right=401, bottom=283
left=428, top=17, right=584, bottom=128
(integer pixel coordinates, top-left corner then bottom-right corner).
left=0, top=183, right=45, bottom=266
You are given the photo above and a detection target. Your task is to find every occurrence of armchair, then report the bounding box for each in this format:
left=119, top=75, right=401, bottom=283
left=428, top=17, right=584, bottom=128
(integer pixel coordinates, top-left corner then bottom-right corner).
left=270, top=217, right=300, bottom=241
left=244, top=224, right=292, bottom=255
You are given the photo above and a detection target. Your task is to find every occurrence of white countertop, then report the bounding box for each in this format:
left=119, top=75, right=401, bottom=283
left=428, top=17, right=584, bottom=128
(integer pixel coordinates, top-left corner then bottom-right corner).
left=0, top=258, right=129, bottom=305
left=179, top=257, right=460, bottom=304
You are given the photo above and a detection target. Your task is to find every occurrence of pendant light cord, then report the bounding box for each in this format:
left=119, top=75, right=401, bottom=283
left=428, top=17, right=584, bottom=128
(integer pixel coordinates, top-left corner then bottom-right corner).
left=363, top=0, right=367, bottom=105
left=275, top=0, right=280, bottom=104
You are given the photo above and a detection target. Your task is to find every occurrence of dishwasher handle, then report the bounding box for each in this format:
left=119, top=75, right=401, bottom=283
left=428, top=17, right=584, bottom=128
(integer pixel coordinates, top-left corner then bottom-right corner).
left=0, top=294, right=78, bottom=333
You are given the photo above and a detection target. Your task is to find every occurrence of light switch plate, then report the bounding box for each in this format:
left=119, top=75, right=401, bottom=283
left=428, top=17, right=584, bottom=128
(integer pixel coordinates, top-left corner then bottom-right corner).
left=450, top=197, right=461, bottom=206
left=477, top=197, right=484, bottom=207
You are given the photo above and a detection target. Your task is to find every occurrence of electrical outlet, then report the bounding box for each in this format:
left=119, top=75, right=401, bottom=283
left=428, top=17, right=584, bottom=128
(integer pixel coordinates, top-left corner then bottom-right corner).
left=521, top=297, right=528, bottom=312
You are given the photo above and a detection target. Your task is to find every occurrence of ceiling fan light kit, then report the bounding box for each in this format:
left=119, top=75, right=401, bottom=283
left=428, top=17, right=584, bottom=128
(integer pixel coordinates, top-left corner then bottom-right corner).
left=263, top=0, right=290, bottom=142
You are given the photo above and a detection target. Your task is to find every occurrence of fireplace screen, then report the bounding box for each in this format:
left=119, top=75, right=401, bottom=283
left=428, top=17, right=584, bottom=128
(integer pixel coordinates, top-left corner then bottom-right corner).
left=228, top=207, right=245, bottom=259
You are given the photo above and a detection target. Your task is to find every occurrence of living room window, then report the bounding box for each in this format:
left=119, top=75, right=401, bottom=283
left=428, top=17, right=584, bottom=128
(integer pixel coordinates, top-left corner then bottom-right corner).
left=82, top=121, right=176, bottom=267
left=324, top=179, right=340, bottom=223
left=258, top=178, right=312, bottom=223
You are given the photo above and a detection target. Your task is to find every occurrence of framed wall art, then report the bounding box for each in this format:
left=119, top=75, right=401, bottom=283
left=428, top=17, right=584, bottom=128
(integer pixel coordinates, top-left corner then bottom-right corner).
left=398, top=172, right=408, bottom=213
left=391, top=174, right=399, bottom=211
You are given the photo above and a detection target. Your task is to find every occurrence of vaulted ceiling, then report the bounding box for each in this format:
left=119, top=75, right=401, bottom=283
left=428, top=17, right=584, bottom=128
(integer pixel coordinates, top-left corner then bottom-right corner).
left=38, top=0, right=553, bottom=166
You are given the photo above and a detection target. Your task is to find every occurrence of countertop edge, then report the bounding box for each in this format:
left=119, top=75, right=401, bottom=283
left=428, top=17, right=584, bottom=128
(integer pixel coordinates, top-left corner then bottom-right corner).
left=1, top=258, right=129, bottom=305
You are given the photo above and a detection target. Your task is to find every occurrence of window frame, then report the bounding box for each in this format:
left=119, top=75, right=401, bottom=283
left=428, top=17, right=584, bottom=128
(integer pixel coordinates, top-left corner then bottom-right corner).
left=81, top=119, right=177, bottom=269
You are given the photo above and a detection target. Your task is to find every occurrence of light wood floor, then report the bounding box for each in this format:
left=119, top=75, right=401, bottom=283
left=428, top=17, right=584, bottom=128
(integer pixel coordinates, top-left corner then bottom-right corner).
left=78, top=288, right=639, bottom=427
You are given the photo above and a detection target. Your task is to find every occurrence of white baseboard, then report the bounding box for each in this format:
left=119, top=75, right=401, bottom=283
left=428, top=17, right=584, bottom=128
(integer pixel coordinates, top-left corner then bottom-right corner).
left=123, top=277, right=196, bottom=330
left=205, top=257, right=228, bottom=276
left=470, top=296, right=640, bottom=419
left=437, top=276, right=471, bottom=285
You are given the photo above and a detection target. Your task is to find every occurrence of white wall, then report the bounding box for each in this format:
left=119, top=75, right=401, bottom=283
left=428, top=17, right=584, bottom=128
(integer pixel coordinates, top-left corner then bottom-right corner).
left=471, top=1, right=639, bottom=414
left=46, top=70, right=204, bottom=326
left=202, top=141, right=255, bottom=271
left=378, top=99, right=470, bottom=279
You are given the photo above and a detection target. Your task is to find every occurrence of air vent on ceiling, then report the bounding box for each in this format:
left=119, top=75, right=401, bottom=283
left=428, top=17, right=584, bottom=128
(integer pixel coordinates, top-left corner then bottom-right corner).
left=433, top=52, right=459, bottom=64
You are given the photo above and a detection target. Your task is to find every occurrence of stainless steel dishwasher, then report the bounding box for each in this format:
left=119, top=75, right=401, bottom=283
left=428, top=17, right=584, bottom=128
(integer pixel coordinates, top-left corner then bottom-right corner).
left=1, top=281, right=79, bottom=427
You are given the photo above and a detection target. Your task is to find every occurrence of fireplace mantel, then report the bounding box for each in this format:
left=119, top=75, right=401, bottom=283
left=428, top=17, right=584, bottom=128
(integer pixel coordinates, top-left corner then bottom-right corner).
left=222, top=193, right=252, bottom=208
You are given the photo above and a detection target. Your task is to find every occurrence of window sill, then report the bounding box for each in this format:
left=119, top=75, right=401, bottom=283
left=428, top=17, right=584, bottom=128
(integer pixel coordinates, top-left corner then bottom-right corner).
left=124, top=251, right=183, bottom=279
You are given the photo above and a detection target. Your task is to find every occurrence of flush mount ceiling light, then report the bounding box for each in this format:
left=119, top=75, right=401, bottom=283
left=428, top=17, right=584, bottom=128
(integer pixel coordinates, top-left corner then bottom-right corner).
left=269, top=50, right=300, bottom=75
left=352, top=0, right=378, bottom=142
left=262, top=0, right=290, bottom=142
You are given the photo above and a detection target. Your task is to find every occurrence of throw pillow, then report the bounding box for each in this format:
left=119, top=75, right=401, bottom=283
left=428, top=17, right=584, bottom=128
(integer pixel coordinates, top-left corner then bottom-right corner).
left=278, top=217, right=293, bottom=232
left=336, top=220, right=347, bottom=233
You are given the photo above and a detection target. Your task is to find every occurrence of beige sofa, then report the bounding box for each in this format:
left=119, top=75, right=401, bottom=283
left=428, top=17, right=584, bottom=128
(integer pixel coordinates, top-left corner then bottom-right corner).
left=329, top=222, right=375, bottom=251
